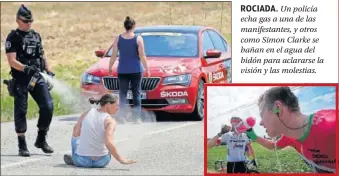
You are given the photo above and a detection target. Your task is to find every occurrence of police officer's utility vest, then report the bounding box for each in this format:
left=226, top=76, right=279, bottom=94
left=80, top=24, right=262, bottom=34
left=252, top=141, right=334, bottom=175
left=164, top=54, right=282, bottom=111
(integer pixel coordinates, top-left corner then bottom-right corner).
left=15, top=29, right=45, bottom=71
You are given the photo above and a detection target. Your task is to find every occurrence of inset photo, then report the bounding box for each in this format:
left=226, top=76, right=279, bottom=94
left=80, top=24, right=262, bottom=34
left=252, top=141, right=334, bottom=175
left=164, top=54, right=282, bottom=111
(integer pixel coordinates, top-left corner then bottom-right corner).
left=205, top=84, right=337, bottom=174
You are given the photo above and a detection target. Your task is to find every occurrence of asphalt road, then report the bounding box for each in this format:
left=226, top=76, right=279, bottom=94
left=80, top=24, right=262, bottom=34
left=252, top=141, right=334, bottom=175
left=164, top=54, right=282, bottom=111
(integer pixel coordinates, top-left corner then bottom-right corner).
left=1, top=114, right=204, bottom=175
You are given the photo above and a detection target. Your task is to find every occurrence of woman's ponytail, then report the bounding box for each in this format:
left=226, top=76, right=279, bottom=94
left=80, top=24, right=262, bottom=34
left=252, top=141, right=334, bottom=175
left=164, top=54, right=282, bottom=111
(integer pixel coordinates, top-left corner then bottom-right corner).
left=89, top=98, right=100, bottom=105
left=124, top=16, right=136, bottom=31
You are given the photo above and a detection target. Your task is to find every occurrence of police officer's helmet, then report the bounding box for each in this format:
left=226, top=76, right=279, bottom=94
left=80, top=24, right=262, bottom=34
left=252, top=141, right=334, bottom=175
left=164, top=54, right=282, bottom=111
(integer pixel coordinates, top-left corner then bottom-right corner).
left=16, top=4, right=33, bottom=21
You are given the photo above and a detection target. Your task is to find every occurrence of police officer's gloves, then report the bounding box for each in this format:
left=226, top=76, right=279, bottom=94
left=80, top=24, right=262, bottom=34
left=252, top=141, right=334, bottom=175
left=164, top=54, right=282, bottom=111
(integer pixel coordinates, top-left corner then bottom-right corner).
left=23, top=65, right=40, bottom=76
left=218, top=124, right=231, bottom=137
left=246, top=128, right=259, bottom=141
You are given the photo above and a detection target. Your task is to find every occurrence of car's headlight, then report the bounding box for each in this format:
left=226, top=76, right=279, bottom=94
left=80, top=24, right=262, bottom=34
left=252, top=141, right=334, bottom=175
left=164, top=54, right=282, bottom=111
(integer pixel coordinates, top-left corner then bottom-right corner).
left=162, top=74, right=191, bottom=86
left=82, top=73, right=101, bottom=85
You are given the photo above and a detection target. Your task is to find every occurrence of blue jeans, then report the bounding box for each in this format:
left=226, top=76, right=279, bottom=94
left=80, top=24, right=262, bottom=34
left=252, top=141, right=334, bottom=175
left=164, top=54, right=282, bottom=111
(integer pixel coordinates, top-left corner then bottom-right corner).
left=71, top=137, right=111, bottom=168
left=117, top=72, right=143, bottom=120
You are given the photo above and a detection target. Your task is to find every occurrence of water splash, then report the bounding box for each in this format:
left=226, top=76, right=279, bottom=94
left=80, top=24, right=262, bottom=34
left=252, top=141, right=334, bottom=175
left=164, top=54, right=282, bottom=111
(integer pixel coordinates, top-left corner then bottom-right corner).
left=40, top=72, right=92, bottom=114
left=274, top=140, right=283, bottom=172
left=40, top=72, right=157, bottom=122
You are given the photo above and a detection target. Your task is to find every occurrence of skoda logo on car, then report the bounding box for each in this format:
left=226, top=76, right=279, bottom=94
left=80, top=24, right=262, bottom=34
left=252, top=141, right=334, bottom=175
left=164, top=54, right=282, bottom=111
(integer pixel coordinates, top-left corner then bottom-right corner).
left=160, top=91, right=188, bottom=98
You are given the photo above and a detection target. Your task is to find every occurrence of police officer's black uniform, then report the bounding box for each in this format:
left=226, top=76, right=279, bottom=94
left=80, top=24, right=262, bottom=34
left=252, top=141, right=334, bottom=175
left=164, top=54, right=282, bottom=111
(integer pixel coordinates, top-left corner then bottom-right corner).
left=4, top=5, right=54, bottom=157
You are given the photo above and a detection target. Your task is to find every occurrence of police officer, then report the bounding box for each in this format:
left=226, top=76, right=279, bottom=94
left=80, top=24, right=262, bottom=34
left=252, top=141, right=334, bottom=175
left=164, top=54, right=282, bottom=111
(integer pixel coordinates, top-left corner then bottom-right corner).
left=4, top=4, right=55, bottom=157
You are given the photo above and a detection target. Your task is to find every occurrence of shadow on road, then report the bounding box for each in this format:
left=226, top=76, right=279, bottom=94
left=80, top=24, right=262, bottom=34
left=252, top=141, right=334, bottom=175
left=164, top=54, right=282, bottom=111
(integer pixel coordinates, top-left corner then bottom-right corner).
left=54, top=163, right=130, bottom=171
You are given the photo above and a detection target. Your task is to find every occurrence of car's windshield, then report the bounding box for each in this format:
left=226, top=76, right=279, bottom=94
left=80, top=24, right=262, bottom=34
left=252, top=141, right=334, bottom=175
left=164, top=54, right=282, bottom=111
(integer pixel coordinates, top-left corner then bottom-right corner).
left=106, top=32, right=198, bottom=57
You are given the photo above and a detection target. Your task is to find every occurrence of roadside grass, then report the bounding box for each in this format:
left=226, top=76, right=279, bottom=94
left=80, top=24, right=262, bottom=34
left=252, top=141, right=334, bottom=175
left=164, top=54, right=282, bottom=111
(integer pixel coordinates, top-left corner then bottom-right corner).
left=207, top=143, right=313, bottom=173
left=1, top=2, right=232, bottom=121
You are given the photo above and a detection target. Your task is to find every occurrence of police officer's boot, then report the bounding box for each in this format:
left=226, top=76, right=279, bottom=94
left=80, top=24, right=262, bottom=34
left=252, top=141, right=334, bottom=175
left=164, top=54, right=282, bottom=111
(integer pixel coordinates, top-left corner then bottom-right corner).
left=18, top=135, right=30, bottom=157
left=34, top=130, right=54, bottom=153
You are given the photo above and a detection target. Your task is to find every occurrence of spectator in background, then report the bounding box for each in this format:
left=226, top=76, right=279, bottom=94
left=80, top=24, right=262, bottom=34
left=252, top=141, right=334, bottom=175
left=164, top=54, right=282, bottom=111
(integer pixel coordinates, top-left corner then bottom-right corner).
left=108, top=16, right=150, bottom=124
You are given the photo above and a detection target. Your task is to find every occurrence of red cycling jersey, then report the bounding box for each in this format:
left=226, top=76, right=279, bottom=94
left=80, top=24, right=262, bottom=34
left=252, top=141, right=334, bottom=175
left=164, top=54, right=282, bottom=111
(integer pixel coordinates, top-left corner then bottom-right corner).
left=275, top=109, right=336, bottom=173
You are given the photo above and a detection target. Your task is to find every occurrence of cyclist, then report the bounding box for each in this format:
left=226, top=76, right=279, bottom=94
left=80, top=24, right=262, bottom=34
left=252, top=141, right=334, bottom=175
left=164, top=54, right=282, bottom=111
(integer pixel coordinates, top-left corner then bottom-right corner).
left=246, top=86, right=336, bottom=173
left=208, top=117, right=254, bottom=173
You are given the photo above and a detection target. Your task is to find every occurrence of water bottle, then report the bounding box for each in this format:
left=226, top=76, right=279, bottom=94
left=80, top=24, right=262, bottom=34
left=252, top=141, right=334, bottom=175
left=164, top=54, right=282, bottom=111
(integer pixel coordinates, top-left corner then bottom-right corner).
left=234, top=116, right=256, bottom=133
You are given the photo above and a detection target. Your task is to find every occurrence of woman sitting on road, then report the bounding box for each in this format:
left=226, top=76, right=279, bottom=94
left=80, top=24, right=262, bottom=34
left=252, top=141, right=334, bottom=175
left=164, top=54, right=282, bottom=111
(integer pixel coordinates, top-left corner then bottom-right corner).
left=63, top=94, right=136, bottom=168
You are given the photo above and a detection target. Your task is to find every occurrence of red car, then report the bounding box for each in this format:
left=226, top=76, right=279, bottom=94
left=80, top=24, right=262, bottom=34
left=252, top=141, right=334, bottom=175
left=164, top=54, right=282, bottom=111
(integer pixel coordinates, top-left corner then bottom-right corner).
left=80, top=25, right=231, bottom=121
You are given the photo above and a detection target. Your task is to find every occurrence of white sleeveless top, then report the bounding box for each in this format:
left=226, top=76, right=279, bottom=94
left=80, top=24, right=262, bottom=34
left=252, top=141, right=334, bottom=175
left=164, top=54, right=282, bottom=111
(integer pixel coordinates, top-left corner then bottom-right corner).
left=76, top=108, right=110, bottom=156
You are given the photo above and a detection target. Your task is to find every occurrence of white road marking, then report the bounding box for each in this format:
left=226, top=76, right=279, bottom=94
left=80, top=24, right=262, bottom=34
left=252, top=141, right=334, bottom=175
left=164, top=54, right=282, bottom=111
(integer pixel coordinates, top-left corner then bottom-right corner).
left=146, top=122, right=198, bottom=136
left=1, top=122, right=198, bottom=169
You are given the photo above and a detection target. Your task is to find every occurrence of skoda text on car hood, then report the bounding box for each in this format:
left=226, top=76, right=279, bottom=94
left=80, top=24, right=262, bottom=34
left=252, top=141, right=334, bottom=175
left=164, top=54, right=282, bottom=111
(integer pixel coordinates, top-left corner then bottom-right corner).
left=80, top=25, right=232, bottom=121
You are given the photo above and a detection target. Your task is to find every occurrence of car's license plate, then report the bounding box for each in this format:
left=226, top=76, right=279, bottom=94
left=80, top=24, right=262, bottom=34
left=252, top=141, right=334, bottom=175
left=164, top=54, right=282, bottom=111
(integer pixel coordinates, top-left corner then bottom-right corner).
left=113, top=91, right=147, bottom=99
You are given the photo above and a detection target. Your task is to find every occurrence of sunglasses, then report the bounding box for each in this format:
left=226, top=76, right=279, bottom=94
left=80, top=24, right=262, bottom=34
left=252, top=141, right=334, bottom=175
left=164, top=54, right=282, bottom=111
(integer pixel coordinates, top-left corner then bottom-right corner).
left=18, top=18, right=33, bottom=23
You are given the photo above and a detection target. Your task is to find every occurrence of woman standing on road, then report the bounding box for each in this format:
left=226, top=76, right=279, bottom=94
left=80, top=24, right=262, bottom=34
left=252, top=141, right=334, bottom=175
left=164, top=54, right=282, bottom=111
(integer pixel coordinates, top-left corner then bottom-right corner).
left=108, top=16, right=150, bottom=124
left=63, top=94, right=136, bottom=168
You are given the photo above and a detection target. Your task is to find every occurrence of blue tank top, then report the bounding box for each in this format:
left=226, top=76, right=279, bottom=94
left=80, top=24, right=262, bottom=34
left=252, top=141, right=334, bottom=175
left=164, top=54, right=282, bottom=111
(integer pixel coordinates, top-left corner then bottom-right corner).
left=117, top=34, right=143, bottom=74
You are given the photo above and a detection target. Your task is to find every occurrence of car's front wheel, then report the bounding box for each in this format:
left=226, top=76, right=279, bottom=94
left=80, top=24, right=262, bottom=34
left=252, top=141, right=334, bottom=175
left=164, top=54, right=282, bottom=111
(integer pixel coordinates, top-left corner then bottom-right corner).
left=191, top=79, right=204, bottom=121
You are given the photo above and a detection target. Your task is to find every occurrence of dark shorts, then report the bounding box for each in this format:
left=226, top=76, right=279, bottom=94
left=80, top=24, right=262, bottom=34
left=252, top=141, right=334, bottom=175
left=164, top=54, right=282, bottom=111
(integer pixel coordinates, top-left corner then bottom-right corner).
left=227, top=161, right=248, bottom=173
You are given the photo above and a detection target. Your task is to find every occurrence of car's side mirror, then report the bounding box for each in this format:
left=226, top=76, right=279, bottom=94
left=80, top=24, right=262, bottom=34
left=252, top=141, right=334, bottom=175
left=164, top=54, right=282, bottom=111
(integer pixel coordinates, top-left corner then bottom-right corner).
left=95, top=49, right=106, bottom=58
left=204, top=49, right=222, bottom=58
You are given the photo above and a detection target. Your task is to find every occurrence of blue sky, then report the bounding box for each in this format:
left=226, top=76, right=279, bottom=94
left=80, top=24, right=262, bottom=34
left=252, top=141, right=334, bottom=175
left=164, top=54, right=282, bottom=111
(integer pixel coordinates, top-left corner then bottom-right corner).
left=207, top=86, right=336, bottom=138
left=296, top=86, right=336, bottom=115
